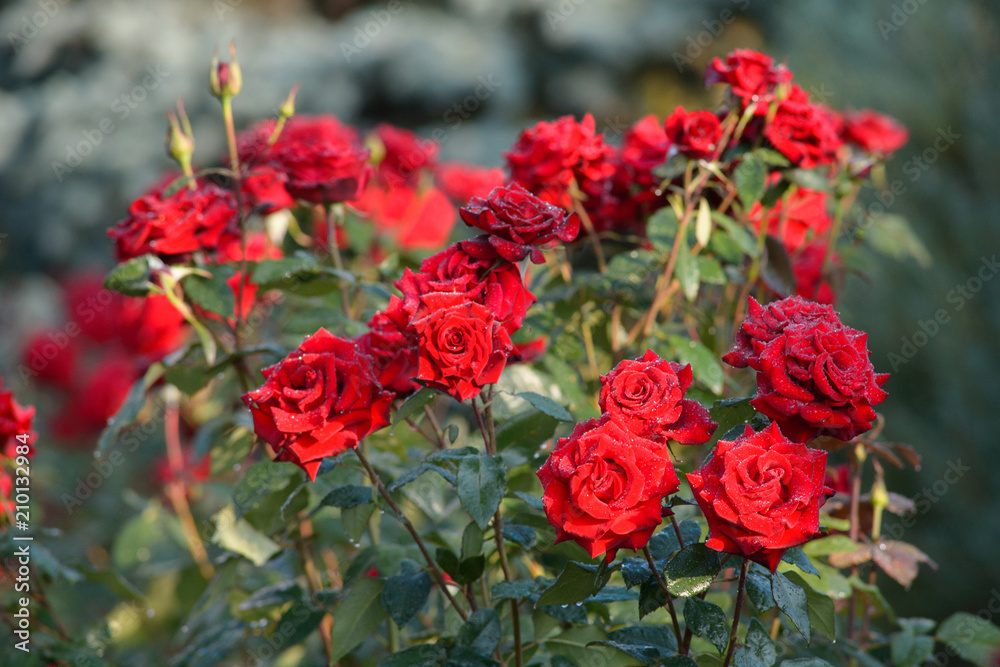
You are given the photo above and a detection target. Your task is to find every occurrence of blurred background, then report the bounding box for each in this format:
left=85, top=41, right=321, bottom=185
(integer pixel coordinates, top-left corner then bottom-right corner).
left=0, top=0, right=997, bottom=628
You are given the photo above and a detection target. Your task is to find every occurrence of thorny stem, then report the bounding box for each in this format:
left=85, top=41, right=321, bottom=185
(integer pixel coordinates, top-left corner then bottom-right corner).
left=721, top=560, right=750, bottom=667
left=352, top=446, right=468, bottom=620
left=164, top=388, right=215, bottom=580
left=643, top=546, right=684, bottom=651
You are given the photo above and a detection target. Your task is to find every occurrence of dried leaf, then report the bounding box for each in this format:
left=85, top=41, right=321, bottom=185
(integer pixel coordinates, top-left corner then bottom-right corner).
left=872, top=540, right=937, bottom=589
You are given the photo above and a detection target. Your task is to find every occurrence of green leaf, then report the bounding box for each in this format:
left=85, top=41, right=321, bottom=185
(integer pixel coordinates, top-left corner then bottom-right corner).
left=382, top=559, right=431, bottom=627
left=182, top=267, right=236, bottom=318
left=171, top=619, right=246, bottom=667
left=761, top=236, right=794, bottom=297
left=232, top=461, right=295, bottom=518
left=457, top=454, right=506, bottom=530
left=696, top=256, right=727, bottom=284
left=785, top=570, right=835, bottom=641
left=707, top=398, right=756, bottom=448
left=781, top=547, right=819, bottom=576
left=735, top=155, right=767, bottom=207
left=491, top=580, right=540, bottom=601
left=594, top=624, right=680, bottom=664
left=104, top=254, right=162, bottom=296
left=331, top=577, right=387, bottom=662
left=650, top=520, right=702, bottom=559
left=457, top=609, right=502, bottom=656
left=713, top=212, right=760, bottom=258
left=379, top=645, right=448, bottom=667
left=537, top=562, right=603, bottom=606
left=392, top=387, right=436, bottom=427
left=648, top=207, right=679, bottom=252
left=669, top=336, right=724, bottom=395
left=936, top=612, right=1000, bottom=666
left=81, top=564, right=145, bottom=602
left=754, top=148, right=790, bottom=167
left=502, top=523, right=536, bottom=549
left=96, top=368, right=158, bottom=455
left=317, top=484, right=375, bottom=510
left=684, top=597, right=729, bottom=654
left=607, top=250, right=660, bottom=290
left=746, top=569, right=775, bottom=613
left=734, top=618, right=777, bottom=667
left=461, top=522, right=484, bottom=560
left=863, top=214, right=932, bottom=267
left=237, top=581, right=303, bottom=611
left=676, top=249, right=701, bottom=302
left=772, top=570, right=811, bottom=642
left=516, top=391, right=573, bottom=422
left=780, top=660, right=833, bottom=667
left=638, top=579, right=668, bottom=618
left=802, top=535, right=858, bottom=557
left=211, top=505, right=280, bottom=567
left=495, top=409, right=559, bottom=455
left=664, top=544, right=723, bottom=597
left=891, top=631, right=935, bottom=667
left=513, top=491, right=544, bottom=511
left=342, top=503, right=376, bottom=542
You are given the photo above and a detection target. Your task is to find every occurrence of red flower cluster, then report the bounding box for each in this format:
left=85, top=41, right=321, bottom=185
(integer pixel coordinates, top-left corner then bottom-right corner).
left=705, top=49, right=792, bottom=108
left=687, top=422, right=831, bottom=571
left=538, top=351, right=715, bottom=558
left=242, top=328, right=393, bottom=480
left=664, top=107, right=723, bottom=160
left=724, top=296, right=889, bottom=442
left=0, top=377, right=35, bottom=522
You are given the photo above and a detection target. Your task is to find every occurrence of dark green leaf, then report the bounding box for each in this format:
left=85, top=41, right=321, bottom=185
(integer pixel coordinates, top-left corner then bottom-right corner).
left=516, top=391, right=573, bottom=422
left=495, top=409, right=559, bottom=455
left=735, top=155, right=767, bottom=207
left=734, top=618, right=777, bottom=667
left=388, top=463, right=456, bottom=491
left=182, top=267, right=236, bottom=318
left=513, top=491, right=544, bottom=511
left=379, top=644, right=447, bottom=667
left=683, top=597, right=729, bottom=654
left=491, top=580, right=540, bottom=601
left=607, top=250, right=660, bottom=289
left=713, top=212, right=760, bottom=258
left=342, top=503, right=376, bottom=542
left=540, top=603, right=588, bottom=624
left=458, top=556, right=486, bottom=585
left=784, top=571, right=835, bottom=641
left=331, top=577, right=387, bottom=661
left=462, top=522, right=484, bottom=560
left=447, top=646, right=502, bottom=666
left=648, top=207, right=679, bottom=252
left=648, top=520, right=701, bottom=559
left=754, top=148, right=790, bottom=167
left=891, top=631, right=934, bottom=667
left=761, top=236, right=794, bottom=297
left=81, top=565, right=145, bottom=602
left=457, top=454, right=507, bottom=530
left=436, top=548, right=461, bottom=583
left=237, top=581, right=303, bottom=611
left=668, top=336, right=724, bottom=395
left=607, top=625, right=678, bottom=652
left=105, top=254, right=162, bottom=296
left=782, top=547, right=819, bottom=577
left=171, top=619, right=246, bottom=667
left=274, top=604, right=325, bottom=649
left=317, top=484, right=375, bottom=510
left=621, top=557, right=653, bottom=590
left=936, top=612, right=1000, bottom=665
left=457, top=609, right=502, bottom=655
left=780, top=660, right=833, bottom=667
left=393, top=387, right=436, bottom=427
left=502, top=523, right=536, bottom=549
left=638, top=579, right=668, bottom=619
left=898, top=618, right=936, bottom=635
left=31, top=544, right=82, bottom=583
left=586, top=586, right=638, bottom=603
left=382, top=559, right=432, bottom=627
left=772, top=570, right=811, bottom=642
left=664, top=545, right=723, bottom=597
left=708, top=398, right=755, bottom=448
left=232, top=462, right=295, bottom=518
left=696, top=256, right=727, bottom=284
left=537, top=562, right=603, bottom=606
left=96, top=373, right=152, bottom=455
left=745, top=569, right=775, bottom=613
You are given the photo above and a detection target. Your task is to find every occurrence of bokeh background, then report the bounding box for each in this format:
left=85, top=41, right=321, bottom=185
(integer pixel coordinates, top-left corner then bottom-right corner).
left=1, top=0, right=997, bottom=631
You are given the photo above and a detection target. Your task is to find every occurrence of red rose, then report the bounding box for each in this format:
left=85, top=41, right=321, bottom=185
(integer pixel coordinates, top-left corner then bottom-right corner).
left=357, top=308, right=419, bottom=397
left=748, top=188, right=832, bottom=252
left=725, top=296, right=889, bottom=442
left=504, top=114, right=616, bottom=209
left=764, top=95, right=842, bottom=168
left=242, top=329, right=393, bottom=480
left=239, top=115, right=372, bottom=204
left=509, top=337, right=547, bottom=364
left=108, top=178, right=240, bottom=262
left=582, top=158, right=645, bottom=234
left=622, top=115, right=670, bottom=187
left=599, top=350, right=716, bottom=445
left=118, top=294, right=187, bottom=362
left=723, top=296, right=839, bottom=369
left=687, top=422, right=831, bottom=571
left=408, top=236, right=536, bottom=333
left=538, top=416, right=680, bottom=559
left=434, top=162, right=506, bottom=205
left=842, top=109, right=909, bottom=156
left=53, top=353, right=138, bottom=441
left=241, top=165, right=296, bottom=214
left=66, top=273, right=121, bottom=344
left=374, top=124, right=439, bottom=187
left=352, top=183, right=456, bottom=251
left=0, top=378, right=35, bottom=458
left=790, top=243, right=836, bottom=305
left=459, top=183, right=580, bottom=263
left=406, top=292, right=512, bottom=402
left=664, top=107, right=724, bottom=160
left=21, top=331, right=79, bottom=388
left=824, top=463, right=852, bottom=496
left=705, top=49, right=792, bottom=107
left=206, top=233, right=285, bottom=323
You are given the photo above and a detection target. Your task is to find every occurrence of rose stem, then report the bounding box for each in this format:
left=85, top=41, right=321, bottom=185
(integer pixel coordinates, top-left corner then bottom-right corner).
left=721, top=559, right=750, bottom=667
left=352, top=446, right=468, bottom=620
left=846, top=444, right=864, bottom=641
left=163, top=387, right=215, bottom=580
left=569, top=187, right=606, bottom=273
left=422, top=404, right=448, bottom=449
left=642, top=546, right=684, bottom=650
left=478, top=390, right=522, bottom=667
left=325, top=204, right=354, bottom=319
left=671, top=516, right=701, bottom=655
left=295, top=518, right=334, bottom=662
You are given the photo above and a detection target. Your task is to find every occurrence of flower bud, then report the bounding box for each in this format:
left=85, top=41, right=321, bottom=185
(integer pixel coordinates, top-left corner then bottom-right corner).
left=210, top=42, right=242, bottom=100
left=165, top=111, right=194, bottom=164
left=279, top=84, right=299, bottom=119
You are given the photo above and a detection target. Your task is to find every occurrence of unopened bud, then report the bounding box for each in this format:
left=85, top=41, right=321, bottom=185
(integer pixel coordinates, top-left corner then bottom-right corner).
left=279, top=84, right=299, bottom=119
left=165, top=111, right=194, bottom=163
left=210, top=42, right=242, bottom=99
